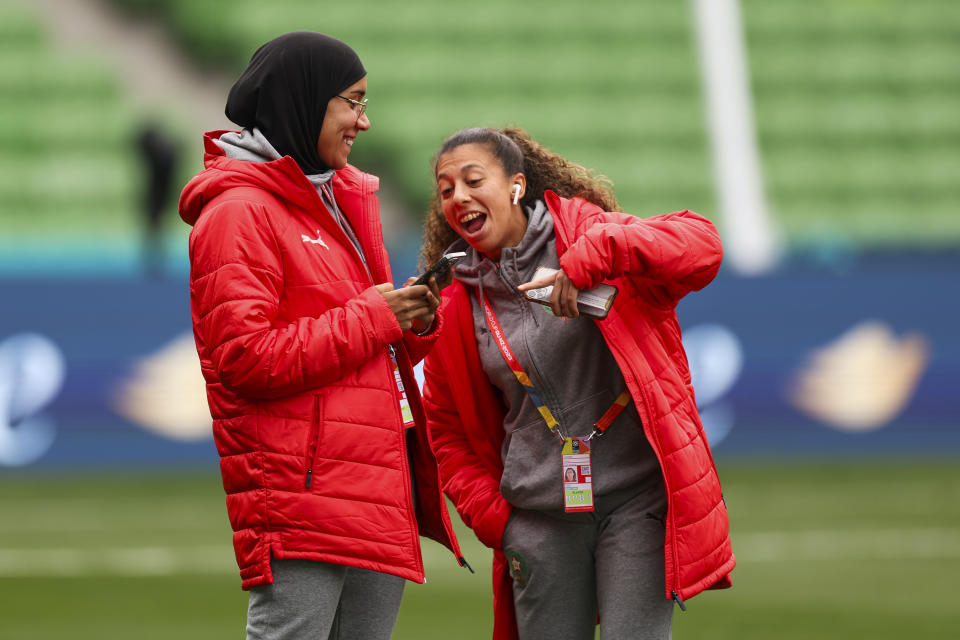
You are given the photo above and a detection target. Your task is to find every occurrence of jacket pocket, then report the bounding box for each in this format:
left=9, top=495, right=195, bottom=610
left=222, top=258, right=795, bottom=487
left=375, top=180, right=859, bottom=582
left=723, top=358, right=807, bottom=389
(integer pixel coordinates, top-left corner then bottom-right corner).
left=305, top=395, right=323, bottom=489
left=499, top=409, right=596, bottom=511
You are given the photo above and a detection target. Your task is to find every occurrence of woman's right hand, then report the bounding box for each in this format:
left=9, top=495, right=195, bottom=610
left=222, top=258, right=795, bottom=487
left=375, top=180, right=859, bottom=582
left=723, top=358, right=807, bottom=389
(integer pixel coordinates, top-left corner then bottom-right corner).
left=517, top=268, right=580, bottom=318
left=375, top=282, right=438, bottom=331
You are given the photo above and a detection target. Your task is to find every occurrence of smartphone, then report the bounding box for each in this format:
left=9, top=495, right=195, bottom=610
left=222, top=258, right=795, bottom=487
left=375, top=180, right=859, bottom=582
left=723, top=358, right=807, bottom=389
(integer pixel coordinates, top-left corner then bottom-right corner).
left=412, top=252, right=467, bottom=286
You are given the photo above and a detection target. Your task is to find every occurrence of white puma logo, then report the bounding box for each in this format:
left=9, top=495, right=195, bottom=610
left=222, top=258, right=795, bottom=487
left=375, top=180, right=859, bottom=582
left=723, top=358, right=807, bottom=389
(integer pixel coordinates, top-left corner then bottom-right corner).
left=301, top=230, right=329, bottom=249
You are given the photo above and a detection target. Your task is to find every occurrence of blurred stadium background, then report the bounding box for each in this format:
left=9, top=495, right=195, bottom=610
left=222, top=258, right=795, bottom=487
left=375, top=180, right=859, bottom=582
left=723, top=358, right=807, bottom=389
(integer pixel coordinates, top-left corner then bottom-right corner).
left=1, top=0, right=957, bottom=637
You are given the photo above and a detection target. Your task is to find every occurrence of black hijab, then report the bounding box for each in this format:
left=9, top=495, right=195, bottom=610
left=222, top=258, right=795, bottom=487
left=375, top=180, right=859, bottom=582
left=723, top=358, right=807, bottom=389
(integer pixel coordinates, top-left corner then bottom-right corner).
left=225, top=32, right=366, bottom=174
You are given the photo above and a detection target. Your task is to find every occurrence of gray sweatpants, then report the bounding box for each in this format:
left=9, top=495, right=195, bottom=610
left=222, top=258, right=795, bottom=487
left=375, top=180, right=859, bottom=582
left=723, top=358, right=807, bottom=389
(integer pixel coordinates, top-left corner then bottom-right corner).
left=502, top=481, right=673, bottom=640
left=245, top=558, right=405, bottom=640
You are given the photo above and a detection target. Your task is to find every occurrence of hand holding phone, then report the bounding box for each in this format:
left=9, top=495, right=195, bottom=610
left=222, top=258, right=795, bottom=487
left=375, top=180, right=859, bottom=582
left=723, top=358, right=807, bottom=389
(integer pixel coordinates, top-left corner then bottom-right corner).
left=376, top=281, right=439, bottom=332
left=413, top=252, right=467, bottom=286
left=520, top=266, right=618, bottom=319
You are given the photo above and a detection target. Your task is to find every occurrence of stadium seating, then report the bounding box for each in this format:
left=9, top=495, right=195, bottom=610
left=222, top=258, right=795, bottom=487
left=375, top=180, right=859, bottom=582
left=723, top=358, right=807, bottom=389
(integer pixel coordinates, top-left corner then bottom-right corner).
left=111, top=0, right=960, bottom=247
left=110, top=0, right=716, bottom=227
left=4, top=0, right=958, bottom=258
left=0, top=4, right=140, bottom=242
left=742, top=0, right=960, bottom=245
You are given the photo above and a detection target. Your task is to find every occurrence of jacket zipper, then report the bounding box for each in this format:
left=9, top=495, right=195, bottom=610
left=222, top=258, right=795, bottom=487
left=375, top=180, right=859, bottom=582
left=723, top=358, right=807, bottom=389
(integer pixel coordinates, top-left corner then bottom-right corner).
left=315, top=179, right=374, bottom=287
left=313, top=175, right=459, bottom=577
left=415, top=349, right=473, bottom=573
left=599, top=321, right=682, bottom=602
left=547, top=196, right=689, bottom=604
left=393, top=344, right=471, bottom=576
left=390, top=343, right=428, bottom=582
left=305, top=177, right=366, bottom=488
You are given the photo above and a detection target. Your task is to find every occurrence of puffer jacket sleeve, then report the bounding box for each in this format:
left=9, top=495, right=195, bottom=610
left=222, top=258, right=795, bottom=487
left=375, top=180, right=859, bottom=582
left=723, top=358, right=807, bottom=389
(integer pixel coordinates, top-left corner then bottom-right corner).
left=190, top=197, right=403, bottom=400
left=423, top=347, right=512, bottom=550
left=559, top=207, right=723, bottom=308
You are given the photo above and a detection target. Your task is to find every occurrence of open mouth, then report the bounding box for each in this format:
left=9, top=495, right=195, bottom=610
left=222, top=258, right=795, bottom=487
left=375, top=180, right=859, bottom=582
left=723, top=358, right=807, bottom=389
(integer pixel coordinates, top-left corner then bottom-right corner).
left=459, top=211, right=487, bottom=234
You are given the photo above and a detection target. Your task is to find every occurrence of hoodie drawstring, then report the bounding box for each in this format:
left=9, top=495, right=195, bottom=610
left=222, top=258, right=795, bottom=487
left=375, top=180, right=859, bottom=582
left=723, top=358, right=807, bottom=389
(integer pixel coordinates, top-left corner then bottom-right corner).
left=477, top=277, right=486, bottom=322
left=510, top=252, right=541, bottom=328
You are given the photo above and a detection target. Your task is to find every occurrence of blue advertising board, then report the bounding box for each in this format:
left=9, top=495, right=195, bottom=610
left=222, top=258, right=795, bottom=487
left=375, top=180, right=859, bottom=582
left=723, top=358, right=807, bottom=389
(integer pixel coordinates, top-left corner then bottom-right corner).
left=676, top=251, right=959, bottom=456
left=0, top=250, right=957, bottom=470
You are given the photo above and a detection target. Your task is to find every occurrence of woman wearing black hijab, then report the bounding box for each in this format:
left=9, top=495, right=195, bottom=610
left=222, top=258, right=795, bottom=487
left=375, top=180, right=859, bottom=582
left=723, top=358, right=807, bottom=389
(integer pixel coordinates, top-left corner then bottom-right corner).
left=179, top=32, right=464, bottom=639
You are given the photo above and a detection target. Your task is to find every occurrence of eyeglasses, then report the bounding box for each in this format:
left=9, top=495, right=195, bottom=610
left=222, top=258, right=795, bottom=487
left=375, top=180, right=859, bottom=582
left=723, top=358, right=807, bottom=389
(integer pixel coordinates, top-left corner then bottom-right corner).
left=336, top=95, right=368, bottom=120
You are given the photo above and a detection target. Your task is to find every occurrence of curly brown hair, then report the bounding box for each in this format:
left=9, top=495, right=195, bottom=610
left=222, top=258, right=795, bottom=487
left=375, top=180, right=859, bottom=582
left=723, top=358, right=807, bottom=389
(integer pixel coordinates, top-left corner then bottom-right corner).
left=418, top=127, right=620, bottom=273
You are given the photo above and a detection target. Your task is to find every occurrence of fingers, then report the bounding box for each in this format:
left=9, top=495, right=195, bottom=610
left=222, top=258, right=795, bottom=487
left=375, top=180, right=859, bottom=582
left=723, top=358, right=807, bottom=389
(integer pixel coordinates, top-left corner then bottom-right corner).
left=537, top=270, right=579, bottom=318
left=564, top=292, right=580, bottom=318
left=425, top=277, right=441, bottom=311
left=562, top=273, right=580, bottom=318
left=406, top=274, right=445, bottom=299
left=414, top=279, right=441, bottom=334
left=381, top=282, right=440, bottom=330
left=401, top=283, right=439, bottom=311
left=389, top=294, right=428, bottom=330
left=517, top=274, right=555, bottom=292
left=549, top=279, right=564, bottom=317
left=375, top=282, right=395, bottom=293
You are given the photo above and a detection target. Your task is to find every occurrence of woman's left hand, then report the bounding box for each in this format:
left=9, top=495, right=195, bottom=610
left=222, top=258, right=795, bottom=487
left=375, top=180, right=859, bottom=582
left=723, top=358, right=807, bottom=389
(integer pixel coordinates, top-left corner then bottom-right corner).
left=517, top=268, right=580, bottom=318
left=406, top=275, right=441, bottom=334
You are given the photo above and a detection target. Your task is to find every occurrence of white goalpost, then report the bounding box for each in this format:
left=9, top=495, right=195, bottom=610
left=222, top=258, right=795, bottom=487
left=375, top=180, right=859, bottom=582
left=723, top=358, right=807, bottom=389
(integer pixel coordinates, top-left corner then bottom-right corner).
left=692, top=0, right=782, bottom=275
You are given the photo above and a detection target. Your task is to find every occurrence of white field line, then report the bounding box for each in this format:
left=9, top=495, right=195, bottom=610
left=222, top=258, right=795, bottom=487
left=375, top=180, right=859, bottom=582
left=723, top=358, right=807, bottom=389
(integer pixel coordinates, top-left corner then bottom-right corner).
left=0, top=528, right=958, bottom=577
left=0, top=545, right=234, bottom=577
left=0, top=514, right=219, bottom=534
left=735, top=527, right=960, bottom=562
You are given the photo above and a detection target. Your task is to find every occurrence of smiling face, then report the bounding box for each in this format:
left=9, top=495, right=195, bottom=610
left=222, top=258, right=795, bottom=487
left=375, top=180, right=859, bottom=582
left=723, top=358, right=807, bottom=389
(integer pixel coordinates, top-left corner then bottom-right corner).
left=316, top=76, right=370, bottom=170
left=436, top=143, right=527, bottom=260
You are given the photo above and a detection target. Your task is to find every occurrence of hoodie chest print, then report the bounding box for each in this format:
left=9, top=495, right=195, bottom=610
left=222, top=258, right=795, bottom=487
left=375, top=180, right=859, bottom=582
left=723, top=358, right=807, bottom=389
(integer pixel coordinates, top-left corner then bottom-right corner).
left=301, top=229, right=329, bottom=250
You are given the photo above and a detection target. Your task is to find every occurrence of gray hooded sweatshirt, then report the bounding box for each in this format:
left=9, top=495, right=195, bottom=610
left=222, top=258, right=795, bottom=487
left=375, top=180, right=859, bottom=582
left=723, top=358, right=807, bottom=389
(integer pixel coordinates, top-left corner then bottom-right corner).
left=450, top=200, right=661, bottom=511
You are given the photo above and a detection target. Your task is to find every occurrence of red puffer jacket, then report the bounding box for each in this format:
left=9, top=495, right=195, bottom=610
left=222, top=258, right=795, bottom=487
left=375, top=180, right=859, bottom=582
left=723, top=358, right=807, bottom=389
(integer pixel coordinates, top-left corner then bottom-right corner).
left=423, top=192, right=734, bottom=639
left=180, top=130, right=462, bottom=589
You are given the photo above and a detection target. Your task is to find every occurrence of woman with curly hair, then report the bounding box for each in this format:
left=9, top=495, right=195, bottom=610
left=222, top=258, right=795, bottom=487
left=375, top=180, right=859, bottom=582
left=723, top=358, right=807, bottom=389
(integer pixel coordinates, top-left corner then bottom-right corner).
left=420, top=127, right=735, bottom=640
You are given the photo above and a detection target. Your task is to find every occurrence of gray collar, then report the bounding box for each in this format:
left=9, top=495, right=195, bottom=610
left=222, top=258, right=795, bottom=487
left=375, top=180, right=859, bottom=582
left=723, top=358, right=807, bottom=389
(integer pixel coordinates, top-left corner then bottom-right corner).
left=216, top=128, right=335, bottom=187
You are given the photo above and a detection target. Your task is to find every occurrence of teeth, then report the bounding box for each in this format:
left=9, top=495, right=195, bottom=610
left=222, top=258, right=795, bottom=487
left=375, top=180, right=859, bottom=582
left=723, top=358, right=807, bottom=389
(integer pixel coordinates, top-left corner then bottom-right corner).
left=459, top=212, right=483, bottom=224
left=344, top=138, right=353, bottom=146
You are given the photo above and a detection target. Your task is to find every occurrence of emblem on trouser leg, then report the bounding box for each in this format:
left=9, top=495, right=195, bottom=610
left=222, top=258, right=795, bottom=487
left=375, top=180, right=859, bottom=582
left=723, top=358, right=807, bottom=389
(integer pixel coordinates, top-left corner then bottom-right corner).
left=505, top=549, right=528, bottom=587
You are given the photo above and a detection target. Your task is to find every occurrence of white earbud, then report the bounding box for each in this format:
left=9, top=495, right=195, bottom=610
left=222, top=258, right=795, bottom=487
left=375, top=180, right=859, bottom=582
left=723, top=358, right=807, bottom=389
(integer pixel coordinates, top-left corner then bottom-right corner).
left=512, top=184, right=521, bottom=205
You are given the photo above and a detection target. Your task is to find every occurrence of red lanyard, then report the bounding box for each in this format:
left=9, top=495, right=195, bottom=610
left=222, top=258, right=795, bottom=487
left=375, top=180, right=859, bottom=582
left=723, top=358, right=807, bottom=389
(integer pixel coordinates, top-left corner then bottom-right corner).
left=479, top=291, right=631, bottom=441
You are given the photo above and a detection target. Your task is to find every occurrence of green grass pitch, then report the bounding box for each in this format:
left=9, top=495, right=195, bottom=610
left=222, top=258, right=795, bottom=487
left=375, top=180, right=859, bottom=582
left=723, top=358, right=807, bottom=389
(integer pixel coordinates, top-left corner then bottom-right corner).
left=0, top=459, right=957, bottom=638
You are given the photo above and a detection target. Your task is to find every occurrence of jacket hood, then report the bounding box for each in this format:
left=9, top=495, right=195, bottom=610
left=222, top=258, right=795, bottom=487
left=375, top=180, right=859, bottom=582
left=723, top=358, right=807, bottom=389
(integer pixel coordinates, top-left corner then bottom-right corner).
left=178, top=130, right=374, bottom=227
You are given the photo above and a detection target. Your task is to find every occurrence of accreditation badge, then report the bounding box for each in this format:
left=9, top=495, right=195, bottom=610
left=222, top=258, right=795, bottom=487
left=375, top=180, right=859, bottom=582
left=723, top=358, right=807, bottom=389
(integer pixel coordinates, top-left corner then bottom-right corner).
left=561, top=437, right=594, bottom=512
left=389, top=354, right=415, bottom=428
